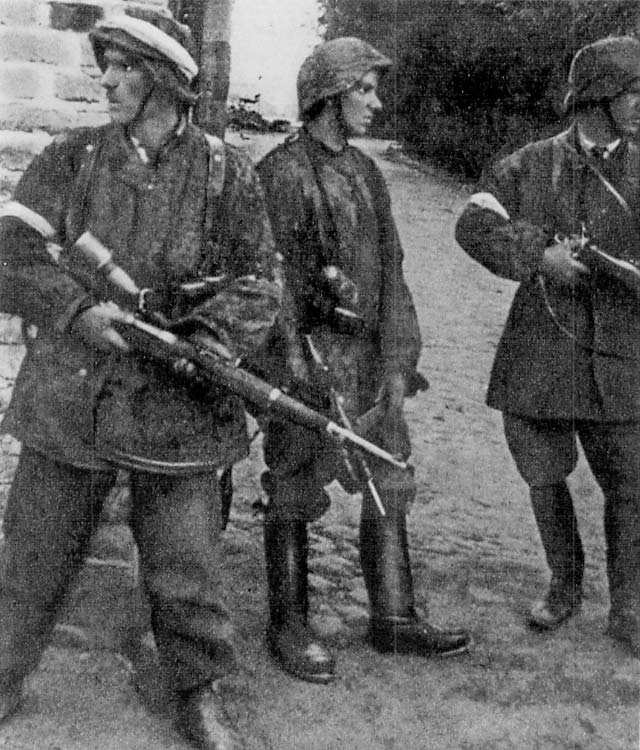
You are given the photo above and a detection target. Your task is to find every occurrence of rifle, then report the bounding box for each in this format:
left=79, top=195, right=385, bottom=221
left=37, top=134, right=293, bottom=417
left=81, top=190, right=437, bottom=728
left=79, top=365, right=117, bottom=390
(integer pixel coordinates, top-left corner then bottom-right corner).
left=77, top=241, right=407, bottom=474
left=469, top=193, right=640, bottom=297
left=71, top=230, right=408, bottom=473
left=0, top=202, right=408, bottom=476
left=304, top=334, right=388, bottom=516
left=116, top=314, right=408, bottom=474
left=575, top=242, right=640, bottom=298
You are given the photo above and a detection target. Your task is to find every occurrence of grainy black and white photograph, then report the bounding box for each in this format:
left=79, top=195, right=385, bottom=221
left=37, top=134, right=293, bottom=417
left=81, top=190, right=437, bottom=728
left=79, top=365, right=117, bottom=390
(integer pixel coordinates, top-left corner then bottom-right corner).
left=0, top=0, right=638, bottom=748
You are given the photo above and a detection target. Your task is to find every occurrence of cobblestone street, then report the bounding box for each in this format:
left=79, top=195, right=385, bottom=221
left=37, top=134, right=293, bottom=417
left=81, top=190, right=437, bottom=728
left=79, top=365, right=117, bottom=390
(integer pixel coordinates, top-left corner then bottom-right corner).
left=0, top=135, right=637, bottom=749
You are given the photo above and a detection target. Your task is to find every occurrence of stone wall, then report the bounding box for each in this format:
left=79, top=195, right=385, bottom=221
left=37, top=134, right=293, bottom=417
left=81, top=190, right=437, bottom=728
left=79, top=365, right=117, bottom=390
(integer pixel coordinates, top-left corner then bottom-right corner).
left=0, top=0, right=168, bottom=202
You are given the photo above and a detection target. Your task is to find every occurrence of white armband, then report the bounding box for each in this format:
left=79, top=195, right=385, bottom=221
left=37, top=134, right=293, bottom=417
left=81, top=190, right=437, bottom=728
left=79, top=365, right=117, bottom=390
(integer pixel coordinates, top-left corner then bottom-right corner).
left=468, top=192, right=510, bottom=221
left=0, top=200, right=57, bottom=239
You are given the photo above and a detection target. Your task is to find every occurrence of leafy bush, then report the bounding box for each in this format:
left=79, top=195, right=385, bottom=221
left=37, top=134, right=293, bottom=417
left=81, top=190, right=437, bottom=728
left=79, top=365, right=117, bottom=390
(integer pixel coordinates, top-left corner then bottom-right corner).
left=320, top=0, right=640, bottom=177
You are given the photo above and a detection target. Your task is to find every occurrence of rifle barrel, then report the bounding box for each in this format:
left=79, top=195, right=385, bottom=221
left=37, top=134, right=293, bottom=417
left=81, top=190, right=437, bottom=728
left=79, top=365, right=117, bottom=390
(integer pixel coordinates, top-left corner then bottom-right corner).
left=122, top=318, right=406, bottom=472
left=325, top=422, right=407, bottom=471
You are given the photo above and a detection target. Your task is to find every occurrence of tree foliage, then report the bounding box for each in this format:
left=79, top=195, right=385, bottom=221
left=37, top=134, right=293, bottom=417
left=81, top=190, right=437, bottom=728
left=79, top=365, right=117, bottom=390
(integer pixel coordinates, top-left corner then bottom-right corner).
left=320, top=0, right=640, bottom=177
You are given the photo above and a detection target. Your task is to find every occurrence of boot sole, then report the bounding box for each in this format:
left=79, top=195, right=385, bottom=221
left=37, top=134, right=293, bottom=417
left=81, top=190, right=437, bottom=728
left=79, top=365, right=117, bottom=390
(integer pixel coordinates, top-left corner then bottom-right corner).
left=370, top=637, right=471, bottom=658
left=267, top=644, right=336, bottom=684
left=276, top=662, right=336, bottom=684
left=269, top=648, right=336, bottom=684
left=528, top=603, right=581, bottom=631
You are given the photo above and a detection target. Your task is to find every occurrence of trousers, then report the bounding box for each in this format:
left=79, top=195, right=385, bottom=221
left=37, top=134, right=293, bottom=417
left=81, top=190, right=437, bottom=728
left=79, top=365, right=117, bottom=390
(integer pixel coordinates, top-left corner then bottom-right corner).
left=503, top=414, right=640, bottom=626
left=0, top=447, right=235, bottom=692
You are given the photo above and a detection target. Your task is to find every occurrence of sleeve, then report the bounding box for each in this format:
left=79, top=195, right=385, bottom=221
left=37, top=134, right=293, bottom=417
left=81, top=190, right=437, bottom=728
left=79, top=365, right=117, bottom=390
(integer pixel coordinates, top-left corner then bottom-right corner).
left=189, top=146, right=282, bottom=359
left=257, top=147, right=323, bottom=325
left=0, top=134, right=91, bottom=332
left=454, top=149, right=550, bottom=283
left=372, top=163, right=422, bottom=385
left=256, top=148, right=323, bottom=374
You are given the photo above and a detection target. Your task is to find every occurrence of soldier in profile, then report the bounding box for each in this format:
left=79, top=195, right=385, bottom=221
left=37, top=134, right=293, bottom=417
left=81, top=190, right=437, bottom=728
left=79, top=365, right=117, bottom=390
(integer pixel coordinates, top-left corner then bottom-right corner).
left=0, top=7, right=281, bottom=748
left=256, top=37, right=471, bottom=685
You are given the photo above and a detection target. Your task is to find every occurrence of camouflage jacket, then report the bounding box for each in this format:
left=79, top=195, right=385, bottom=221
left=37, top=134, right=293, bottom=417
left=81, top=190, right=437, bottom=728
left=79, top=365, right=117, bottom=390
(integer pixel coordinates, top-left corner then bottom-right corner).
left=456, top=126, right=640, bottom=421
left=256, top=129, right=421, bottom=410
left=0, top=122, right=281, bottom=473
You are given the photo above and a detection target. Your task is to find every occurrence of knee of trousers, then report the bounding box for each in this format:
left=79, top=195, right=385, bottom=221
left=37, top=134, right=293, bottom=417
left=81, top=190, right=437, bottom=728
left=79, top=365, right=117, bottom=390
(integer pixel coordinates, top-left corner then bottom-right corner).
left=502, top=414, right=577, bottom=486
left=261, top=470, right=330, bottom=523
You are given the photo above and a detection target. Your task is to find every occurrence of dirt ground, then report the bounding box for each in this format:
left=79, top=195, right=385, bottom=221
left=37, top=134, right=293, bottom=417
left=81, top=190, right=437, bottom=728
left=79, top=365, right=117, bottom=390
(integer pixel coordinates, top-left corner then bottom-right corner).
left=0, top=134, right=637, bottom=749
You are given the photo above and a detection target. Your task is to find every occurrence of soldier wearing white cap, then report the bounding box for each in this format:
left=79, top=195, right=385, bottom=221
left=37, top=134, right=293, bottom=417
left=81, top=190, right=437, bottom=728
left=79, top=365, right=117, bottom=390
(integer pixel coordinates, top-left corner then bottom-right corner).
left=0, top=7, right=281, bottom=747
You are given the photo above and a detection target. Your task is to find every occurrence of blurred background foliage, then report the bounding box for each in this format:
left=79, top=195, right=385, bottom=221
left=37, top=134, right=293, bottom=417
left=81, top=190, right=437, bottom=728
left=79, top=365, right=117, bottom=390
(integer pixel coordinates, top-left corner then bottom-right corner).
left=319, top=0, right=640, bottom=177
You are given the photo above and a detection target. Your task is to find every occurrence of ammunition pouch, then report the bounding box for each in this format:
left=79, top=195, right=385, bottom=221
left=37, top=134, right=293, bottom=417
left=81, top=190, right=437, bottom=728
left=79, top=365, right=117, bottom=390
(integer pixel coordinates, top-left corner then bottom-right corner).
left=309, top=296, right=367, bottom=336
left=137, top=275, right=229, bottom=323
left=310, top=265, right=366, bottom=336
left=326, top=305, right=366, bottom=335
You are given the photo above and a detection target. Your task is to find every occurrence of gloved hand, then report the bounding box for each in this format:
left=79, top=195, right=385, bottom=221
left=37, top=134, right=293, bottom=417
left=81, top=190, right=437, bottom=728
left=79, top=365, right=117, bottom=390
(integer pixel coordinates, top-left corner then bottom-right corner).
left=356, top=373, right=411, bottom=461
left=70, top=301, right=130, bottom=353
left=541, top=238, right=590, bottom=287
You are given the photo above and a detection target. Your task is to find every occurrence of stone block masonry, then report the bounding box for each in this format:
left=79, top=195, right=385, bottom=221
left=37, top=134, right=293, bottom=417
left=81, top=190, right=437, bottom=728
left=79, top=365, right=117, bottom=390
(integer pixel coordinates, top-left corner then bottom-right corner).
left=0, top=1, right=170, bottom=193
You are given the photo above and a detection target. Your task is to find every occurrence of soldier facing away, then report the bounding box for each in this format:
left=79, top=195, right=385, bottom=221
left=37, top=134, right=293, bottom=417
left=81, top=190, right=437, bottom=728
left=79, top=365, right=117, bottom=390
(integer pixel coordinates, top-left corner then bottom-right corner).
left=455, top=36, right=640, bottom=658
left=0, top=8, right=281, bottom=748
left=256, top=37, right=471, bottom=684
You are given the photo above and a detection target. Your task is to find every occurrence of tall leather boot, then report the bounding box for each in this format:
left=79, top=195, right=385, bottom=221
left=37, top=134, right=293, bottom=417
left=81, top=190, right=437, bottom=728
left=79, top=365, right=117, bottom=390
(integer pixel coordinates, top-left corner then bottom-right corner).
left=359, top=494, right=470, bottom=656
left=263, top=512, right=335, bottom=683
left=603, top=490, right=640, bottom=657
left=529, top=482, right=584, bottom=629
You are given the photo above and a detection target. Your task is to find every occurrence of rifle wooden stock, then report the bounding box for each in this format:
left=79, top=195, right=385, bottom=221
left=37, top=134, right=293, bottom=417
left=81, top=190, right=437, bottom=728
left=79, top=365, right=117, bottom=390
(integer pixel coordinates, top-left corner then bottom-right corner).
left=118, top=316, right=408, bottom=472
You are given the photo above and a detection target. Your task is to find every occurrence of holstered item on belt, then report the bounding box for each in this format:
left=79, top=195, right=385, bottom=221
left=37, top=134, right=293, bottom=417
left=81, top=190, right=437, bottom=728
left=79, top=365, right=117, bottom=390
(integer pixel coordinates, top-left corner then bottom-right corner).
left=328, top=306, right=366, bottom=335
left=309, top=300, right=367, bottom=335
left=139, top=275, right=228, bottom=320
left=311, top=265, right=367, bottom=335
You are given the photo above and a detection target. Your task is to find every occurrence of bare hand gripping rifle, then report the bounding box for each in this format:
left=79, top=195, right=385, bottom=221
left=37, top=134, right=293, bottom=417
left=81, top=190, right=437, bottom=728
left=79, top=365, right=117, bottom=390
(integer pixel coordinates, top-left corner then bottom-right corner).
left=0, top=202, right=408, bottom=479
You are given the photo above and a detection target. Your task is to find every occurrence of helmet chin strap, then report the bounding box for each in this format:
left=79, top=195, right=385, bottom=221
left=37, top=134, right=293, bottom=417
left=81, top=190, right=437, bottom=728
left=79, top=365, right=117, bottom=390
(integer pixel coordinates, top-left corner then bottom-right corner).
left=126, top=77, right=156, bottom=134
left=604, top=100, right=626, bottom=141
left=333, top=97, right=351, bottom=143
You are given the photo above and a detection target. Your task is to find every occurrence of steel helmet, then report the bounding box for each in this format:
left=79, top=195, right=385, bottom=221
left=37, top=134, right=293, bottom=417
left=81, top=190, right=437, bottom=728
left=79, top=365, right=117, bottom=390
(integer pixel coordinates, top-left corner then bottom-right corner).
left=297, top=37, right=391, bottom=119
left=565, top=35, right=640, bottom=111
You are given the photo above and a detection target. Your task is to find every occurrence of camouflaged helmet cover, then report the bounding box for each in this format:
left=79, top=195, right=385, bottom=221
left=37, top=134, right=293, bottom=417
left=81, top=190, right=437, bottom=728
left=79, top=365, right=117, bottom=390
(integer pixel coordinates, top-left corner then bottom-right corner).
left=297, top=37, right=392, bottom=118
left=566, top=35, right=640, bottom=110
left=90, top=6, right=199, bottom=104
